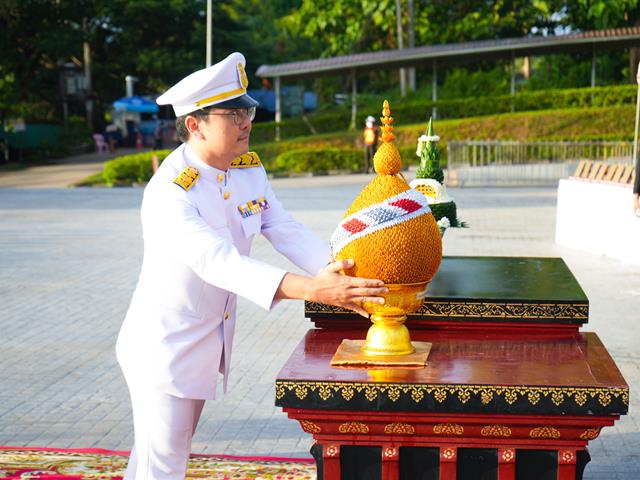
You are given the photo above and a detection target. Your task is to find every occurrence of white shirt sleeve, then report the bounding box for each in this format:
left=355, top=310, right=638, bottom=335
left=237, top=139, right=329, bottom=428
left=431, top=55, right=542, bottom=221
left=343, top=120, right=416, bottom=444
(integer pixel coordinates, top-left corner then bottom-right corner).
left=259, top=173, right=330, bottom=275
left=144, top=182, right=287, bottom=311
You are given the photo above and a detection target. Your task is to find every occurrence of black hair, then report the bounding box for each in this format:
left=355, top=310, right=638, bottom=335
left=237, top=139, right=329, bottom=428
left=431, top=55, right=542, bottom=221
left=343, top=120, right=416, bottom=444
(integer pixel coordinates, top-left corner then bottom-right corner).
left=175, top=109, right=210, bottom=143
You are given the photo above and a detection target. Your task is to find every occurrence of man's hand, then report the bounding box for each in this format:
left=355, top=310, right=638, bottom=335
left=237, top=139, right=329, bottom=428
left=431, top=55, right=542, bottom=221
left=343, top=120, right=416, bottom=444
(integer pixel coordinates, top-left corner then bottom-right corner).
left=634, top=193, right=640, bottom=217
left=275, top=259, right=387, bottom=317
left=309, top=259, right=387, bottom=317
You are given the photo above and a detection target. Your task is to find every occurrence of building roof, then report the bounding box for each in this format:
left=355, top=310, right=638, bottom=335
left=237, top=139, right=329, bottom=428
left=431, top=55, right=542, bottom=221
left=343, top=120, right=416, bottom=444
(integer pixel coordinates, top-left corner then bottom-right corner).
left=256, top=27, right=640, bottom=79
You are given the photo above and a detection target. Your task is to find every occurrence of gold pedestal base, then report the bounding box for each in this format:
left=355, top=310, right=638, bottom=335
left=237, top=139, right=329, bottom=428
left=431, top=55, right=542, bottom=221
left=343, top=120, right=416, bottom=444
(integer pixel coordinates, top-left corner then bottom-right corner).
left=330, top=339, right=432, bottom=367
left=362, top=314, right=415, bottom=356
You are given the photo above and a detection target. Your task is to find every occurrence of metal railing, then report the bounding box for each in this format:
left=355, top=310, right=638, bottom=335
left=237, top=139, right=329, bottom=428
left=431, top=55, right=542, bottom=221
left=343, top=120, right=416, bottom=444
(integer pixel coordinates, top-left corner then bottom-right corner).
left=448, top=140, right=634, bottom=168
left=445, top=140, right=634, bottom=186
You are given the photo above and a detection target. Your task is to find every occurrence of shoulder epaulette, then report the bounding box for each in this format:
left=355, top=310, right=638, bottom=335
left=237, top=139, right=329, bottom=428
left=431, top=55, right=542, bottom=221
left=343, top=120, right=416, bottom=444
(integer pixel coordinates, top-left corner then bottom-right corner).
left=230, top=151, right=261, bottom=169
left=173, top=166, right=200, bottom=191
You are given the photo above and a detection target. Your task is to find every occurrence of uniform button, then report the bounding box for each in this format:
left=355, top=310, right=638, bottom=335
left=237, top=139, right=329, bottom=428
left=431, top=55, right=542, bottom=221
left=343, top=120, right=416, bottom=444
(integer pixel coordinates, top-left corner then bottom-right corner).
left=223, top=191, right=230, bottom=200
left=217, top=174, right=224, bottom=183
left=224, top=312, right=230, bottom=320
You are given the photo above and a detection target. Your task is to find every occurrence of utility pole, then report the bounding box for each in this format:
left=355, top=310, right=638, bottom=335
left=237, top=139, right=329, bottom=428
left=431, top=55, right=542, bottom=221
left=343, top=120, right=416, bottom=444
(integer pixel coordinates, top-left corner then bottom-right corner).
left=206, top=0, right=213, bottom=67
left=632, top=62, right=640, bottom=171
left=83, top=18, right=93, bottom=132
left=407, top=0, right=415, bottom=91
left=395, top=0, right=406, bottom=97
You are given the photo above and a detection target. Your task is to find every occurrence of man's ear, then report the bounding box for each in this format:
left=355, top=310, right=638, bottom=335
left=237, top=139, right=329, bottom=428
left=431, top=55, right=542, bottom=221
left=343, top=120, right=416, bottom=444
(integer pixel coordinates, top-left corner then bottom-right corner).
left=185, top=115, right=200, bottom=137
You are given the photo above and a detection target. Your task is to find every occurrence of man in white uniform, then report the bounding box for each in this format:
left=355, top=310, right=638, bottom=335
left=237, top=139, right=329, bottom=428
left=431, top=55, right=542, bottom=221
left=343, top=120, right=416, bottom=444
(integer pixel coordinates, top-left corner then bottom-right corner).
left=115, top=52, right=387, bottom=480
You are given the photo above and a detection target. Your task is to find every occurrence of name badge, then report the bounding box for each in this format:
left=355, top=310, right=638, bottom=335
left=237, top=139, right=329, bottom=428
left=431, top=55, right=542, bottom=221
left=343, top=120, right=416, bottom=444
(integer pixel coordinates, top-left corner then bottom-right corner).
left=238, top=197, right=270, bottom=218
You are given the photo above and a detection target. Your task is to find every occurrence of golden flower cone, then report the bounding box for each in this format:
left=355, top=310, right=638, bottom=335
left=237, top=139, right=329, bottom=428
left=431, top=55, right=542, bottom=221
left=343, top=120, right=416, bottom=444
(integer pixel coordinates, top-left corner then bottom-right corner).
left=330, top=100, right=443, bottom=362
left=336, top=101, right=442, bottom=284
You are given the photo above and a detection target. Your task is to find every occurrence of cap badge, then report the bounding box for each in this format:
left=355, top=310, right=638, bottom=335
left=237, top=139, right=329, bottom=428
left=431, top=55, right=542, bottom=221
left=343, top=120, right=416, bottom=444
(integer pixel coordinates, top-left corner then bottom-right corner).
left=237, top=63, right=249, bottom=89
left=230, top=151, right=262, bottom=169
left=173, top=166, right=200, bottom=191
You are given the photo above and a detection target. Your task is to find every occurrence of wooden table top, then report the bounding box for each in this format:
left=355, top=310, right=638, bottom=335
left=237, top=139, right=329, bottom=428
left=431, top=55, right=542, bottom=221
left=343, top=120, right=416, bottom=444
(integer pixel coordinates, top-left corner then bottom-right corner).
left=275, top=329, right=628, bottom=416
left=306, top=257, right=589, bottom=328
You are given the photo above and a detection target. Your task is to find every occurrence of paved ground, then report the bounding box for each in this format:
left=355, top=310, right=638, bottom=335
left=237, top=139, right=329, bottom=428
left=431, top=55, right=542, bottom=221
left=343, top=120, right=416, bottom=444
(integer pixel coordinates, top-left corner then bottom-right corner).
left=0, top=148, right=138, bottom=188
left=0, top=172, right=638, bottom=478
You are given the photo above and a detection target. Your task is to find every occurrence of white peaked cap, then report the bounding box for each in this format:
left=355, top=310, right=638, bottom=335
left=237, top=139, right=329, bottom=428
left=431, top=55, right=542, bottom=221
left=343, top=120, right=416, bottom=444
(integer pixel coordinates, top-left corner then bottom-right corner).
left=156, top=52, right=257, bottom=116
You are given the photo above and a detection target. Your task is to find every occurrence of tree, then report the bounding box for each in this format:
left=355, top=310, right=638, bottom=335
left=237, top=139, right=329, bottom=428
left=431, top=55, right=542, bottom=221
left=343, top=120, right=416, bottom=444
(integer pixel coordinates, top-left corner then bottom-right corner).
left=547, top=0, right=640, bottom=82
left=282, top=0, right=399, bottom=57
left=0, top=0, right=272, bottom=125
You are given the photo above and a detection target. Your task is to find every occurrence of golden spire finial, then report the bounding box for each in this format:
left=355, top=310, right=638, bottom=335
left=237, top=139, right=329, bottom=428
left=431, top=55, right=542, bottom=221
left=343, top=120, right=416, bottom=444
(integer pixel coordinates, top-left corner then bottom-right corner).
left=380, top=100, right=395, bottom=143
left=373, top=100, right=402, bottom=175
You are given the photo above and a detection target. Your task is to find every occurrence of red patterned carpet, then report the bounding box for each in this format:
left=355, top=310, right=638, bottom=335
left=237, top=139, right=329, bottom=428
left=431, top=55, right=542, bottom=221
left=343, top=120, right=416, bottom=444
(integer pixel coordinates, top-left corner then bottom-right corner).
left=0, top=446, right=316, bottom=479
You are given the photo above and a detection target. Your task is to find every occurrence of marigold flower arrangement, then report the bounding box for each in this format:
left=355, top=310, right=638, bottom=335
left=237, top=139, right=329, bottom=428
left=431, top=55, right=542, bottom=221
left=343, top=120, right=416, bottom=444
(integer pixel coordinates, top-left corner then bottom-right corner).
left=330, top=101, right=442, bottom=285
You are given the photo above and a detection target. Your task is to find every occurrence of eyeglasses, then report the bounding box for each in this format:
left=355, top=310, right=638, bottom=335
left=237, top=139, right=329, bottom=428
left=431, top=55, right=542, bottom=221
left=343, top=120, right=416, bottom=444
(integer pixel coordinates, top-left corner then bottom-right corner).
left=199, top=106, right=256, bottom=125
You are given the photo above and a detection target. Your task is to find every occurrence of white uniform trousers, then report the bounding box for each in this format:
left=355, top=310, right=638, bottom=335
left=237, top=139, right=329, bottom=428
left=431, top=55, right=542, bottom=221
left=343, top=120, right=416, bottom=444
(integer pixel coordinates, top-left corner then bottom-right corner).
left=124, top=378, right=205, bottom=480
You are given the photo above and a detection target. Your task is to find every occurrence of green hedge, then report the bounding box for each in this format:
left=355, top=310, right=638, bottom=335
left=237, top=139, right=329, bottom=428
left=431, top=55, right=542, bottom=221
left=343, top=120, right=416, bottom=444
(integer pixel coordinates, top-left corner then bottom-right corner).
left=86, top=104, right=634, bottom=185
left=274, top=148, right=362, bottom=173
left=251, top=112, right=352, bottom=143
left=101, top=150, right=172, bottom=186
left=251, top=84, right=637, bottom=143
left=269, top=146, right=419, bottom=174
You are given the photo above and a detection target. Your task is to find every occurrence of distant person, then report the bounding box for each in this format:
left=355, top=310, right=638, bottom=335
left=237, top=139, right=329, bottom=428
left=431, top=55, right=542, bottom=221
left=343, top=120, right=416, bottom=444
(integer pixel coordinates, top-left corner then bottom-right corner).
left=363, top=115, right=379, bottom=173
left=125, top=120, right=136, bottom=147
left=153, top=119, right=165, bottom=150
left=135, top=127, right=144, bottom=150
left=105, top=122, right=119, bottom=153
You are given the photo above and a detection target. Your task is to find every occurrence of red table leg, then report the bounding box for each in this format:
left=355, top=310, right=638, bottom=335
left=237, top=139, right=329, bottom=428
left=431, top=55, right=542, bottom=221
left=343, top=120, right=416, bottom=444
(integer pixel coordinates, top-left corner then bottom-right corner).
left=439, top=446, right=457, bottom=480
left=498, top=448, right=516, bottom=480
left=558, top=449, right=577, bottom=480
left=323, top=444, right=341, bottom=480
left=381, top=445, right=399, bottom=480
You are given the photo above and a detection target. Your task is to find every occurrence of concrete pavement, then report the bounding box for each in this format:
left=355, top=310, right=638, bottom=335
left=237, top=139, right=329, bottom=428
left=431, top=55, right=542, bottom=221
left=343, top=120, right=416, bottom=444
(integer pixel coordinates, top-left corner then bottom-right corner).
left=0, top=176, right=638, bottom=478
left=0, top=148, right=138, bottom=188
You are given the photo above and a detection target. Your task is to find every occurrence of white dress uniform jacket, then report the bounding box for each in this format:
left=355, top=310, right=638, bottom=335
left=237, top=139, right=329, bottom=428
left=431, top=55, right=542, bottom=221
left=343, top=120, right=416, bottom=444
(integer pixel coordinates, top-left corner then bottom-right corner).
left=116, top=144, right=329, bottom=400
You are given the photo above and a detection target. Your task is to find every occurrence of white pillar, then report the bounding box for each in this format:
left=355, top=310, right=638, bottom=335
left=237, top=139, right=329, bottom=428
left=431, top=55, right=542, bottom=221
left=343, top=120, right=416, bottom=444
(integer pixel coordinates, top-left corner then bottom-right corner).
left=510, top=51, right=516, bottom=113
left=350, top=69, right=357, bottom=130
left=275, top=76, right=281, bottom=142
left=407, top=0, right=416, bottom=91
left=83, top=18, right=93, bottom=131
left=591, top=44, right=596, bottom=88
left=510, top=51, right=516, bottom=95
left=395, top=0, right=406, bottom=97
left=206, top=0, right=212, bottom=67
left=632, top=62, right=640, bottom=166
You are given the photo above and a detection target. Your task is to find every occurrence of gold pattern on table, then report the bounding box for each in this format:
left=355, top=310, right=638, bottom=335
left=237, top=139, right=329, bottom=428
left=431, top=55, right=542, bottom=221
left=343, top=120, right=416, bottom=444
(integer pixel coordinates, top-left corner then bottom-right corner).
left=383, top=447, right=398, bottom=459
left=579, top=428, right=601, bottom=440
left=501, top=449, right=515, bottom=462
left=529, top=427, right=561, bottom=439
left=324, top=445, right=339, bottom=457
left=299, top=420, right=321, bottom=434
left=560, top=451, right=576, bottom=463
left=276, top=381, right=628, bottom=408
left=481, top=425, right=512, bottom=437
left=384, top=422, right=415, bottom=435
left=441, top=448, right=456, bottom=460
left=338, top=422, right=369, bottom=434
left=433, top=423, right=464, bottom=435
left=305, top=300, right=589, bottom=320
